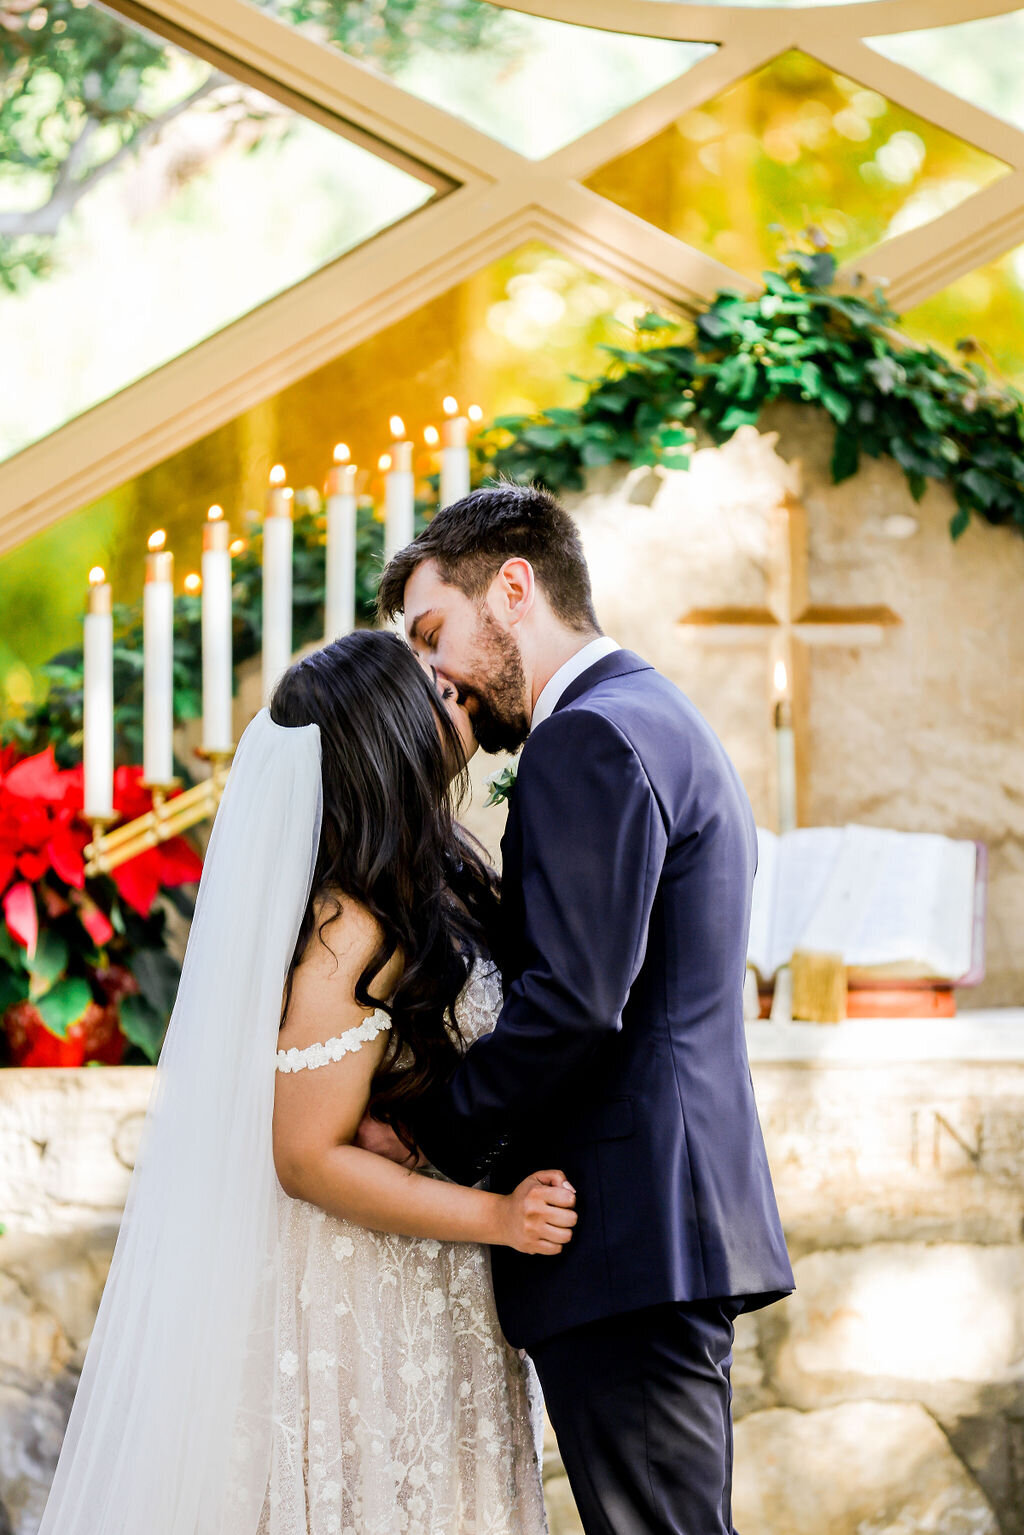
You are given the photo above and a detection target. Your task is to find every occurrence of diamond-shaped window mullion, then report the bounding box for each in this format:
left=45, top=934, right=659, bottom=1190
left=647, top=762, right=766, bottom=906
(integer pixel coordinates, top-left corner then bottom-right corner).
left=0, top=1, right=448, bottom=467
left=582, top=49, right=1010, bottom=281
left=235, top=0, right=715, bottom=159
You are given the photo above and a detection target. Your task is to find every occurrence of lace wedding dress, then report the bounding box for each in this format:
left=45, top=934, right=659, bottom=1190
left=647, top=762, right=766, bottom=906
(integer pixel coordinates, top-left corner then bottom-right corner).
left=251, top=957, right=548, bottom=1535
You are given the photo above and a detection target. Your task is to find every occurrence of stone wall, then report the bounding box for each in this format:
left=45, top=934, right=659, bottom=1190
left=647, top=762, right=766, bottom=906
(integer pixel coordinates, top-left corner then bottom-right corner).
left=3, top=1028, right=1023, bottom=1534
left=461, top=417, right=1024, bottom=1006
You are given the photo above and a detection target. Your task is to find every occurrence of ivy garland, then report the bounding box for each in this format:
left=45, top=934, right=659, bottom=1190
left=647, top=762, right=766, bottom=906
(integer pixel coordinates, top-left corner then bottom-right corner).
left=5, top=248, right=1022, bottom=765
left=485, top=249, right=1024, bottom=543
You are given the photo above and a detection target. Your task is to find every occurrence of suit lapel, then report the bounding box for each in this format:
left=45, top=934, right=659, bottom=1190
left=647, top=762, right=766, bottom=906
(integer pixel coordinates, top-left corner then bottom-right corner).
left=552, top=649, right=652, bottom=715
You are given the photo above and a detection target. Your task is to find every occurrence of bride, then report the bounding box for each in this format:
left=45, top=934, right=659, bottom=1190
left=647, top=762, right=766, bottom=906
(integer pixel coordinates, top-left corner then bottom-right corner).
left=38, top=631, right=576, bottom=1535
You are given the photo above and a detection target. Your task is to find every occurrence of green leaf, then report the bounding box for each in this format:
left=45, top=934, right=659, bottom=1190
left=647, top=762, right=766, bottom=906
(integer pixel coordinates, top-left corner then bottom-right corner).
left=579, top=439, right=616, bottom=467
left=0, top=925, right=24, bottom=972
left=35, top=977, right=92, bottom=1040
left=118, top=994, right=166, bottom=1062
left=830, top=431, right=860, bottom=483
left=521, top=425, right=566, bottom=449
left=131, top=948, right=181, bottom=1017
left=0, top=968, right=29, bottom=1016
left=29, top=930, right=68, bottom=994
left=950, top=506, right=971, bottom=540
left=820, top=386, right=852, bottom=425
left=960, top=467, right=999, bottom=508
left=718, top=406, right=761, bottom=434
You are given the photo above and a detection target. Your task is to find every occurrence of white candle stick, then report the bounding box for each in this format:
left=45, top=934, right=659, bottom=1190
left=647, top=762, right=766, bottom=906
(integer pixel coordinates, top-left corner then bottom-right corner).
left=83, top=567, right=114, bottom=820
left=263, top=466, right=294, bottom=704
left=325, top=445, right=357, bottom=641
left=773, top=656, right=797, bottom=834
left=201, top=506, right=233, bottom=752
left=143, top=531, right=175, bottom=785
left=440, top=397, right=470, bottom=508
left=384, top=417, right=415, bottom=566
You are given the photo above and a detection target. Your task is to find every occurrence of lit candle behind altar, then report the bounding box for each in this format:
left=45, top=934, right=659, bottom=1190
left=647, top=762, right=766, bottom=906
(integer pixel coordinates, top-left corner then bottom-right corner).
left=263, top=465, right=294, bottom=704
left=325, top=444, right=357, bottom=640
left=440, top=397, right=470, bottom=508
left=201, top=506, right=233, bottom=753
left=773, top=656, right=797, bottom=835
left=83, top=566, right=114, bottom=821
left=143, top=531, right=175, bottom=786
left=384, top=417, right=415, bottom=567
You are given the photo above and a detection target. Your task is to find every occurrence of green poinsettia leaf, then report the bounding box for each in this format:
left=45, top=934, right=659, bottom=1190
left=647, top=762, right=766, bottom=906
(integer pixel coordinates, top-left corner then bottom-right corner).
left=29, top=930, right=68, bottom=995
left=118, top=994, right=166, bottom=1062
left=35, top=977, right=92, bottom=1040
left=130, top=948, right=181, bottom=1019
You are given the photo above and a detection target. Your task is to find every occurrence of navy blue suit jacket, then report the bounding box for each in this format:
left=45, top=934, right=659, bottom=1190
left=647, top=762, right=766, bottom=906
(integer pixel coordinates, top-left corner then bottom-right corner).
left=412, top=650, right=794, bottom=1349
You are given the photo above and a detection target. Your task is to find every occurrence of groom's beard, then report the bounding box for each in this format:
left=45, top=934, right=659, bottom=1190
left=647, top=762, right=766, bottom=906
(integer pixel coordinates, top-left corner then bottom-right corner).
left=458, top=612, right=530, bottom=756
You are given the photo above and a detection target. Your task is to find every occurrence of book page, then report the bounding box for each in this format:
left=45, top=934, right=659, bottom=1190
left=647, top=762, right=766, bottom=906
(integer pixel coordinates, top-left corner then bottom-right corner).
left=769, top=827, right=844, bottom=974
left=845, top=833, right=976, bottom=978
left=797, top=826, right=977, bottom=980
left=747, top=828, right=778, bottom=980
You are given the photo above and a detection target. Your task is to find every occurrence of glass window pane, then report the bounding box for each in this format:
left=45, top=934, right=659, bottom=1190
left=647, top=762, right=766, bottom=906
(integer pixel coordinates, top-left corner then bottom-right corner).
left=242, top=0, right=712, bottom=159
left=868, top=11, right=1024, bottom=133
left=0, top=3, right=437, bottom=465
left=903, top=245, right=1024, bottom=387
left=0, top=242, right=653, bottom=692
left=584, top=50, right=1008, bottom=280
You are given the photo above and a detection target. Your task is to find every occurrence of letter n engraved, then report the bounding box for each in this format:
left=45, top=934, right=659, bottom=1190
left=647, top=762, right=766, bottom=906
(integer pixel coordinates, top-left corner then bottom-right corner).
left=910, top=1110, right=983, bottom=1170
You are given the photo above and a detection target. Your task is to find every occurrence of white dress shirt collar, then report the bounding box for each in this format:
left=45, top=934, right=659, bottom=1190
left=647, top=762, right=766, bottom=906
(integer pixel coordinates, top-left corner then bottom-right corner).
left=530, top=636, right=621, bottom=732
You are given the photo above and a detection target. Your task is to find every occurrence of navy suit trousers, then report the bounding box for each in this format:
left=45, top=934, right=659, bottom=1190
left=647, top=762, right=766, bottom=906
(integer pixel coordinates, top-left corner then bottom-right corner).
left=530, top=1300, right=742, bottom=1535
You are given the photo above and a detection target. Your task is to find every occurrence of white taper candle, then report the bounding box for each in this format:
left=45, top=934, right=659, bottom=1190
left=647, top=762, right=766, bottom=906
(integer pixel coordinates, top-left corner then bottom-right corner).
left=83, top=568, right=114, bottom=820
left=440, top=412, right=470, bottom=508
left=263, top=469, right=293, bottom=704
left=201, top=508, right=233, bottom=752
left=143, top=533, right=175, bottom=784
left=325, top=449, right=357, bottom=641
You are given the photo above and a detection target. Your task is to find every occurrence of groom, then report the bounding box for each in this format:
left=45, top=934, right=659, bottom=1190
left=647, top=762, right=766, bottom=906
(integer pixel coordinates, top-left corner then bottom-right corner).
left=366, top=482, right=794, bottom=1533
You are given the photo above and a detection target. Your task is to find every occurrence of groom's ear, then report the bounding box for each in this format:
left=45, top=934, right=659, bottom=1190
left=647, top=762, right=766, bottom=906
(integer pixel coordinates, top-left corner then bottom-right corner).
left=490, top=558, right=535, bottom=628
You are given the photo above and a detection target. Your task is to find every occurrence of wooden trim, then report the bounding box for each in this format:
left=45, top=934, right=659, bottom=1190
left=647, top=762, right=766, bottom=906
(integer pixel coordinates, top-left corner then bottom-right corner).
left=846, top=172, right=1024, bottom=309
left=484, top=0, right=1024, bottom=44
left=106, top=0, right=524, bottom=185
left=545, top=38, right=783, bottom=181
left=804, top=36, right=1024, bottom=170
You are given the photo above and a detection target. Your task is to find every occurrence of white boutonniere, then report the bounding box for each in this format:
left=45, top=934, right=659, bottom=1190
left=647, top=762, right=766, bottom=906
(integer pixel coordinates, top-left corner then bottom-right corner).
left=484, top=758, right=520, bottom=808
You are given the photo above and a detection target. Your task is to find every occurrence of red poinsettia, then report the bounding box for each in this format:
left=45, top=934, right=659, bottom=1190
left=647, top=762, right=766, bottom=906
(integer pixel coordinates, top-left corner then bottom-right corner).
left=0, top=746, right=203, bottom=1065
left=0, top=748, right=202, bottom=950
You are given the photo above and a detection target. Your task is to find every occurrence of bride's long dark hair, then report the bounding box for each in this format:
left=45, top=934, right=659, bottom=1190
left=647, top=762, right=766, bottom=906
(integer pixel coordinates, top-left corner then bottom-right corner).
left=270, top=631, right=499, bottom=1137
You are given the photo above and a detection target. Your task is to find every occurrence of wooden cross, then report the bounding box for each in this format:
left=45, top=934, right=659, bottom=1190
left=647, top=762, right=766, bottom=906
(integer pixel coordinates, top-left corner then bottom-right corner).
left=678, top=494, right=900, bottom=829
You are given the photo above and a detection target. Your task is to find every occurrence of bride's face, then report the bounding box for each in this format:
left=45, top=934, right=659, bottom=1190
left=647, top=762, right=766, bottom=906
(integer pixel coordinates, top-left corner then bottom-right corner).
left=423, top=660, right=478, bottom=763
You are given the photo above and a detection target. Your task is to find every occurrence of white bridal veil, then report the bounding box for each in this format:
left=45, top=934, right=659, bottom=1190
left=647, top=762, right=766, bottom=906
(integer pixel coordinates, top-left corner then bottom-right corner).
left=38, top=709, right=323, bottom=1535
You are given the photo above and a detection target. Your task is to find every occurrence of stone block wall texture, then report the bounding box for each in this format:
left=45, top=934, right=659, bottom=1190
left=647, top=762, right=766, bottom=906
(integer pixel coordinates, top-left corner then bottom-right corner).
left=2, top=1057, right=1023, bottom=1534
left=461, top=413, right=1024, bottom=1006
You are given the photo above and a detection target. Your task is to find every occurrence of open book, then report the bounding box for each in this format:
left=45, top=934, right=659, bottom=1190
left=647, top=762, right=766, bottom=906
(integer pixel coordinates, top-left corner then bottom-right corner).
left=747, top=825, right=985, bottom=985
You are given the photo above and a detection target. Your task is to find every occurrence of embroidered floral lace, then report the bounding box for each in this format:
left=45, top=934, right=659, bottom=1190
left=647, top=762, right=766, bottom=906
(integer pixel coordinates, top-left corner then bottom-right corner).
left=231, top=959, right=548, bottom=1535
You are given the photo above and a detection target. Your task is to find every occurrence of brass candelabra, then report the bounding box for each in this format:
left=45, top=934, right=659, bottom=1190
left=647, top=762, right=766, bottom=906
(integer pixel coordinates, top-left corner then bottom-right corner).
left=84, top=751, right=233, bottom=878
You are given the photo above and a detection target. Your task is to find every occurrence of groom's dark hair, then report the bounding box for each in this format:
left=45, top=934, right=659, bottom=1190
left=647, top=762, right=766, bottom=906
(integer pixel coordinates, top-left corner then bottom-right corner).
left=376, top=480, right=599, bottom=632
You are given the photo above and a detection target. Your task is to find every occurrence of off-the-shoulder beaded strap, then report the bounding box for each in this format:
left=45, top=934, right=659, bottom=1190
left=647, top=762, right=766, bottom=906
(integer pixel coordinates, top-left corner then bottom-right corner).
left=275, top=1009, right=391, bottom=1074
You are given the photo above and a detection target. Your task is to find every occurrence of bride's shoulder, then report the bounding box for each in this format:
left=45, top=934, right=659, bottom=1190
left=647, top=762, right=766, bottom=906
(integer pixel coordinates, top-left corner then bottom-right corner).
left=292, top=892, right=401, bottom=1001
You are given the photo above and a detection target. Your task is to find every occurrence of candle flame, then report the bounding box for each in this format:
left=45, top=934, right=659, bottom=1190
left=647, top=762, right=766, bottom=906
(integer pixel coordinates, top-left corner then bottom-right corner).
left=389, top=416, right=406, bottom=441
left=283, top=487, right=294, bottom=500
left=773, top=659, right=788, bottom=696
left=88, top=566, right=106, bottom=586
left=184, top=572, right=202, bottom=595
left=378, top=453, right=392, bottom=473
left=333, top=443, right=351, bottom=464
left=423, top=425, right=440, bottom=447
left=443, top=396, right=459, bottom=416
left=467, top=403, right=484, bottom=423
left=148, top=529, right=167, bottom=553
left=269, top=464, right=286, bottom=486
left=207, top=504, right=224, bottom=522
left=229, top=538, right=246, bottom=556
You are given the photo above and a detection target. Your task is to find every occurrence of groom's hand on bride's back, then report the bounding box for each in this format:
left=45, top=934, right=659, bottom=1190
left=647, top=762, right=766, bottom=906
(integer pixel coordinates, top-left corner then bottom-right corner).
left=499, top=1171, right=577, bottom=1257
left=355, top=1112, right=426, bottom=1168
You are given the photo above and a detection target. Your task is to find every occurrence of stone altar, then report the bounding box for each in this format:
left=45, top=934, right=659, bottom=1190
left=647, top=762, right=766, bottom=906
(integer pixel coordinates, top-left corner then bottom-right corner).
left=2, top=1014, right=1022, bottom=1533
